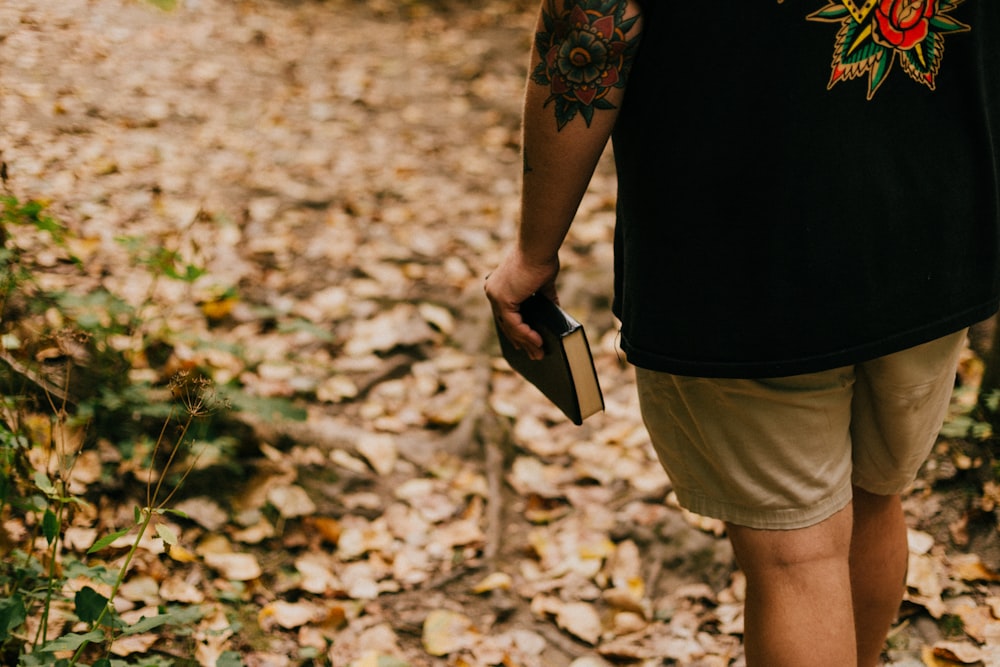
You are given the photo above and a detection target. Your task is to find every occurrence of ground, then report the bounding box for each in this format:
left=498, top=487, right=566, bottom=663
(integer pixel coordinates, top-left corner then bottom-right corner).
left=2, top=0, right=1000, bottom=665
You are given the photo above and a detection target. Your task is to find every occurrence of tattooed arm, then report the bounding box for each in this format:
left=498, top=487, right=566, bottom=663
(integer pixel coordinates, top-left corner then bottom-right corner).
left=486, top=0, right=643, bottom=359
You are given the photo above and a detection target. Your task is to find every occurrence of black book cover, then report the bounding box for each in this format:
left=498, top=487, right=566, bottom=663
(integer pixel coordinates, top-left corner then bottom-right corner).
left=495, top=294, right=604, bottom=425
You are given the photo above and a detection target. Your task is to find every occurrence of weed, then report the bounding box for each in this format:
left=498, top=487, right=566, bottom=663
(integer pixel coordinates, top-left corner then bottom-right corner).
left=0, top=195, right=233, bottom=666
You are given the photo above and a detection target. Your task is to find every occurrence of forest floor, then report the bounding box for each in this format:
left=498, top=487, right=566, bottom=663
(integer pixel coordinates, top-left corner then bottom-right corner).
left=3, top=0, right=1000, bottom=665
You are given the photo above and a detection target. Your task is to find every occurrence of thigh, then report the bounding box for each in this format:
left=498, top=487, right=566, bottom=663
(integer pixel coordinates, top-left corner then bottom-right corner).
left=635, top=366, right=857, bottom=530
left=851, top=329, right=968, bottom=495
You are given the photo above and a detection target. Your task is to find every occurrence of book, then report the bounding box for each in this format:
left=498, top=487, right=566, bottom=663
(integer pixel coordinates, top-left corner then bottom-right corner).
left=495, top=293, right=604, bottom=425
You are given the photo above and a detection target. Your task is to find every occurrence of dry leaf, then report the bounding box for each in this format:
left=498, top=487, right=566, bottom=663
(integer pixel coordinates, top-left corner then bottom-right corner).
left=174, top=497, right=229, bottom=531
left=160, top=575, right=205, bottom=604
left=909, top=528, right=937, bottom=555
left=118, top=575, right=161, bottom=606
left=203, top=552, right=263, bottom=581
left=612, top=610, right=648, bottom=635
left=356, top=433, right=398, bottom=476
left=340, top=560, right=384, bottom=599
left=423, top=609, right=477, bottom=656
left=472, top=572, right=513, bottom=594
left=908, top=552, right=947, bottom=618
left=345, top=304, right=437, bottom=356
left=952, top=553, right=1000, bottom=583
left=508, top=456, right=566, bottom=498
left=259, top=600, right=323, bottom=631
left=267, top=484, right=317, bottom=518
left=931, top=640, right=985, bottom=664
left=304, top=516, right=342, bottom=545
left=110, top=632, right=159, bottom=657
left=555, top=601, right=603, bottom=645
left=168, top=543, right=199, bottom=563
left=64, top=526, right=99, bottom=552
left=295, top=552, right=341, bottom=594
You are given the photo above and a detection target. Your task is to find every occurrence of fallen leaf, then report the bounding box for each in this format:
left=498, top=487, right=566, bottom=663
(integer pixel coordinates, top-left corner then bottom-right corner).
left=110, top=632, right=158, bottom=656
left=423, top=609, right=477, bottom=656
left=203, top=552, right=262, bottom=581
left=160, top=575, right=205, bottom=604
left=267, top=484, right=317, bottom=518
left=118, top=575, right=161, bottom=606
left=908, top=552, right=947, bottom=618
left=294, top=552, right=341, bottom=594
left=258, top=599, right=323, bottom=631
left=472, top=572, right=513, bottom=594
left=555, top=601, right=603, bottom=645
left=931, top=640, right=985, bottom=664
left=952, top=553, right=1000, bottom=583
left=356, top=433, right=398, bottom=476
left=174, top=497, right=229, bottom=531
left=909, top=528, right=937, bottom=555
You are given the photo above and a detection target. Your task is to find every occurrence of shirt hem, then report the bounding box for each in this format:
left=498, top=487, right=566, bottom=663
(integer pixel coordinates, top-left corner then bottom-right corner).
left=620, top=300, right=999, bottom=379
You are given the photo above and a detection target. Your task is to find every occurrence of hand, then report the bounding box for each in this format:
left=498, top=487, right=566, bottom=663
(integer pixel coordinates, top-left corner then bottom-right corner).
left=484, top=250, right=559, bottom=360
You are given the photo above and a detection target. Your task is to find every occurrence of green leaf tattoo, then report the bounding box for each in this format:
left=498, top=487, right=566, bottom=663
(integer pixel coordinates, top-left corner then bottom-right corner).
left=532, top=0, right=640, bottom=129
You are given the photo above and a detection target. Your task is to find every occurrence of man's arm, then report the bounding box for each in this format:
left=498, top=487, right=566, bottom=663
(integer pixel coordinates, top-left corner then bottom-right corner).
left=485, top=0, right=643, bottom=359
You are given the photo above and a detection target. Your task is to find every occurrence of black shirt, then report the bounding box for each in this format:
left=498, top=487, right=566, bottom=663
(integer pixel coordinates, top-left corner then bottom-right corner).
left=612, top=0, right=1000, bottom=377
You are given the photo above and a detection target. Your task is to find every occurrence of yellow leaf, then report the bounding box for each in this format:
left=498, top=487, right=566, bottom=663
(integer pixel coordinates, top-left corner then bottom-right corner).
left=200, top=297, right=237, bottom=321
left=472, top=572, right=512, bottom=594
left=168, top=543, right=198, bottom=563
left=422, top=609, right=476, bottom=656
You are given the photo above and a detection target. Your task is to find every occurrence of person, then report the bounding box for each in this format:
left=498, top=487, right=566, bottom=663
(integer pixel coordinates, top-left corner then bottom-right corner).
left=484, top=0, right=1000, bottom=665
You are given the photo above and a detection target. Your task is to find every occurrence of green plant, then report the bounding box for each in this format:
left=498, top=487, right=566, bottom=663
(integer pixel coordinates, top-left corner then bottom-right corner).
left=0, top=196, right=227, bottom=665
left=0, top=370, right=224, bottom=665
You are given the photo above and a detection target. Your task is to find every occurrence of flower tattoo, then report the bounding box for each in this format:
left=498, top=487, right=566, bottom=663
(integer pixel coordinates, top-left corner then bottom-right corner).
left=533, top=0, right=640, bottom=129
left=807, top=0, right=970, bottom=99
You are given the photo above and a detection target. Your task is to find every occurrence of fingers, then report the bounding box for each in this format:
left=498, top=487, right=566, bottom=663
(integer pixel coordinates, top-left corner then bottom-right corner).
left=487, top=284, right=545, bottom=359
left=484, top=255, right=556, bottom=360
left=500, top=310, right=545, bottom=360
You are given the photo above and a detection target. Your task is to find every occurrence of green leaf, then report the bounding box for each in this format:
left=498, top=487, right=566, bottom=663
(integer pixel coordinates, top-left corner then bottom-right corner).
left=75, top=586, right=109, bottom=623
left=42, top=508, right=59, bottom=545
left=88, top=528, right=131, bottom=553
left=63, top=559, right=116, bottom=584
left=940, top=415, right=974, bottom=438
left=38, top=629, right=105, bottom=651
left=0, top=595, right=27, bottom=640
left=226, top=391, right=306, bottom=422
left=33, top=470, right=55, bottom=495
left=217, top=652, right=245, bottom=667
left=122, top=613, right=172, bottom=635
left=156, top=523, right=178, bottom=546
left=161, top=508, right=189, bottom=519
left=135, top=505, right=143, bottom=523
left=163, top=603, right=207, bottom=625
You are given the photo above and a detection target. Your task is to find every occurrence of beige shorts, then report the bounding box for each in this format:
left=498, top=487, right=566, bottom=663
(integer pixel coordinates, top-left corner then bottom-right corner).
left=635, top=330, right=968, bottom=530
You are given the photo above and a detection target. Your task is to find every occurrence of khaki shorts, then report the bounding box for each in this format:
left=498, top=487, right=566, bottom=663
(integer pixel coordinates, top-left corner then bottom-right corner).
left=635, top=330, right=968, bottom=530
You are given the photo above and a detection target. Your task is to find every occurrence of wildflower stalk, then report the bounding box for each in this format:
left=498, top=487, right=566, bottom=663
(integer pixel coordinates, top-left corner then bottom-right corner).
left=67, top=373, right=221, bottom=665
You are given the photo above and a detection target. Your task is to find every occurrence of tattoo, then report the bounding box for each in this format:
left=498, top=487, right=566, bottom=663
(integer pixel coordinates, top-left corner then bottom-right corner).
left=523, top=152, right=534, bottom=175
left=532, top=0, right=640, bottom=130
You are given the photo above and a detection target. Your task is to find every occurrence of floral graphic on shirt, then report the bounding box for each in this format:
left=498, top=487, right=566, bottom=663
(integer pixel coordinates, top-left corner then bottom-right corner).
left=532, top=0, right=640, bottom=129
left=807, top=0, right=970, bottom=99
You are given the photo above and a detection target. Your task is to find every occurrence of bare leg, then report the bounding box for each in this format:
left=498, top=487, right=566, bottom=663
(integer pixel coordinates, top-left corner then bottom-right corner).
left=851, top=486, right=908, bottom=667
left=727, top=503, right=857, bottom=667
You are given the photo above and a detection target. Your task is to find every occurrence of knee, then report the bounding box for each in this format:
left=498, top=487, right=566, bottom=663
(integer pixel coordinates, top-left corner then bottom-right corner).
left=727, top=505, right=853, bottom=577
